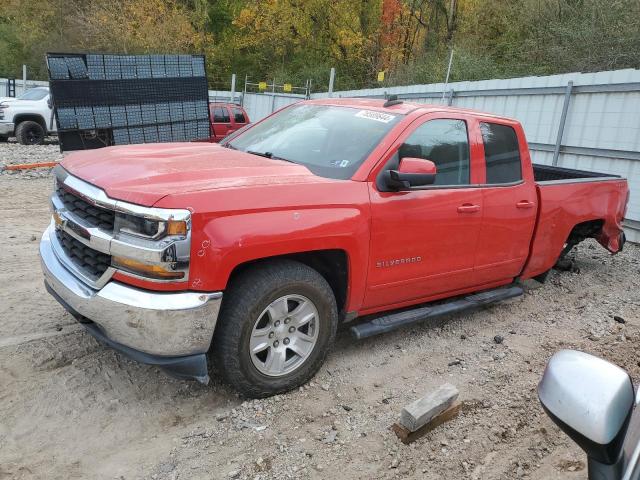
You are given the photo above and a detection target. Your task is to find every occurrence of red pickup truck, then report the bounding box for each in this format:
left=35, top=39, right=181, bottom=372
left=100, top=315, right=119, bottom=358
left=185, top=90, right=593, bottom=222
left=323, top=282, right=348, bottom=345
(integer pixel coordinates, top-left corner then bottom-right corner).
left=40, top=98, right=629, bottom=397
left=208, top=102, right=250, bottom=142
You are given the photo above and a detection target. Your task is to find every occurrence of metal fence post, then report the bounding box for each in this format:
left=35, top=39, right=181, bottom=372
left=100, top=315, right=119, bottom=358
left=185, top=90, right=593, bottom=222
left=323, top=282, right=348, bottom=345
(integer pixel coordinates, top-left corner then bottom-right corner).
left=271, top=78, right=276, bottom=113
left=441, top=49, right=454, bottom=103
left=552, top=81, right=574, bottom=166
left=242, top=75, right=248, bottom=106
left=328, top=68, right=335, bottom=97
left=230, top=73, right=236, bottom=103
left=22, top=65, right=27, bottom=93
left=447, top=89, right=455, bottom=106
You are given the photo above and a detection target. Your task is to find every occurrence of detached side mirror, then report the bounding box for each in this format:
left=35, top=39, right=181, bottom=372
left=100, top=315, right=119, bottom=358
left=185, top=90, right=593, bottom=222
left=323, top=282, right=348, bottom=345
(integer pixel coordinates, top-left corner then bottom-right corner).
left=538, top=350, right=635, bottom=478
left=385, top=157, right=436, bottom=190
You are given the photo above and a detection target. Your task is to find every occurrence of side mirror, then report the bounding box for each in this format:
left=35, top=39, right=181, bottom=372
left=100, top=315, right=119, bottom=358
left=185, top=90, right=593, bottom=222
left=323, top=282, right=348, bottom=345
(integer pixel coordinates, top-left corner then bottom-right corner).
left=538, top=350, right=634, bottom=477
left=385, top=158, right=436, bottom=190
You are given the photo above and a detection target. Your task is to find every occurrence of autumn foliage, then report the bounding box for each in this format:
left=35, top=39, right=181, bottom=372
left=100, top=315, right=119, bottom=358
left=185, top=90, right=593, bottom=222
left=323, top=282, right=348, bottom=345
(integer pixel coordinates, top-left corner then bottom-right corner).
left=1, top=0, right=639, bottom=91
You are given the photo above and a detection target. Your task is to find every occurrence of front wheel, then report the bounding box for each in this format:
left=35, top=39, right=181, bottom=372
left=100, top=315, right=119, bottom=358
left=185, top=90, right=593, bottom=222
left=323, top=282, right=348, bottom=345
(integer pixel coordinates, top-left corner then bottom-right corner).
left=15, top=121, right=45, bottom=145
left=212, top=260, right=338, bottom=398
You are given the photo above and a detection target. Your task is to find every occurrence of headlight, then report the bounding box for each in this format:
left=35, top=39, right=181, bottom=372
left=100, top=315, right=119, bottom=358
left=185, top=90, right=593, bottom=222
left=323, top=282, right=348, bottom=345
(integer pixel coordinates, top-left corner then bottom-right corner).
left=114, top=212, right=187, bottom=239
left=110, top=209, right=190, bottom=282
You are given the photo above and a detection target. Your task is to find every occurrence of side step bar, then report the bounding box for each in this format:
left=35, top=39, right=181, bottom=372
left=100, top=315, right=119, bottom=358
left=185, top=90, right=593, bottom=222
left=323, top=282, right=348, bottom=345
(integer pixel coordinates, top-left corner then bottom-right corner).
left=350, top=285, right=524, bottom=340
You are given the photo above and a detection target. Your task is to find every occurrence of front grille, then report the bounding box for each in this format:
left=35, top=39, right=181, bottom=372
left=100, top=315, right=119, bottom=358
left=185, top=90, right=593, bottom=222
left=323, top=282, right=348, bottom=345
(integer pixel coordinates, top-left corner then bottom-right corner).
left=56, top=229, right=111, bottom=278
left=56, top=186, right=115, bottom=231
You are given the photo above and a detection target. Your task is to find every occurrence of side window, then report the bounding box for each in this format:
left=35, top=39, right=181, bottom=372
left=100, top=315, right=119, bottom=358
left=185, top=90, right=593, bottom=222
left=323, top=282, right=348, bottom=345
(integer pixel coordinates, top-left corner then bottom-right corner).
left=213, top=107, right=230, bottom=123
left=399, top=119, right=470, bottom=186
left=233, top=108, right=246, bottom=123
left=480, top=122, right=522, bottom=184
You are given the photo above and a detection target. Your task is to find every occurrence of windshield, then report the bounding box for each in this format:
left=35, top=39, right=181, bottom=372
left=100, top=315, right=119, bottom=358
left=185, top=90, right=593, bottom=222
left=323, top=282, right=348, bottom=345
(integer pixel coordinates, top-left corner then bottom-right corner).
left=227, top=104, right=403, bottom=179
left=18, top=88, right=48, bottom=101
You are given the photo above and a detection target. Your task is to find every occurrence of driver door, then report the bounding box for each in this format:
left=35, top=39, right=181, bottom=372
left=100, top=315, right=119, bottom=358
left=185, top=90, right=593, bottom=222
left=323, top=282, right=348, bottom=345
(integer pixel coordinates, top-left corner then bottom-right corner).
left=364, top=115, right=484, bottom=310
left=210, top=105, right=232, bottom=142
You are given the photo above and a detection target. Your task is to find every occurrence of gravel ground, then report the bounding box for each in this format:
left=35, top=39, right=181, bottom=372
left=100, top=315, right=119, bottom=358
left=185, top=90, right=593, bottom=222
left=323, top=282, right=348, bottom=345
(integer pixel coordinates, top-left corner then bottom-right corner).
left=0, top=138, right=62, bottom=179
left=1, top=141, right=639, bottom=480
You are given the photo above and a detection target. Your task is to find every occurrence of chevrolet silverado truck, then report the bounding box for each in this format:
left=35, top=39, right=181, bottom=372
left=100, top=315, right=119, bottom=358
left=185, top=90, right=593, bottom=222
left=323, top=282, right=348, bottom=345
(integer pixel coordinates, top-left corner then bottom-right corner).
left=40, top=98, right=629, bottom=398
left=0, top=87, right=57, bottom=144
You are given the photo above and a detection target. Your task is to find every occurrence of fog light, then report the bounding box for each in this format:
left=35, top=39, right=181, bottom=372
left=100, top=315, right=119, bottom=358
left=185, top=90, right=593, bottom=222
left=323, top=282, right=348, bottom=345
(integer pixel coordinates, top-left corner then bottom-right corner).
left=112, top=256, right=184, bottom=280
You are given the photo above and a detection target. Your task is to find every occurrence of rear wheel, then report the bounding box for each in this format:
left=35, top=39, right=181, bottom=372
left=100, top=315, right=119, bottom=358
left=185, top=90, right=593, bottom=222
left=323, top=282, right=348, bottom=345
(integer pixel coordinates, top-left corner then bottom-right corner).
left=15, top=121, right=45, bottom=145
left=212, top=259, right=338, bottom=398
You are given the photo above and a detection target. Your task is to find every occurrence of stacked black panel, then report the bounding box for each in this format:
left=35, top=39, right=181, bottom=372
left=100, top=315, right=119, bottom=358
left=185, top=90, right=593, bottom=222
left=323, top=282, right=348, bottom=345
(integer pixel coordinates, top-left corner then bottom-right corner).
left=47, top=53, right=211, bottom=151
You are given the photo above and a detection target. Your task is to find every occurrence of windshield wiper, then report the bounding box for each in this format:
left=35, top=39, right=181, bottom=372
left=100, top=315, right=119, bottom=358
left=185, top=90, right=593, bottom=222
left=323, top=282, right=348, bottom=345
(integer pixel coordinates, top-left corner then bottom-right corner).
left=247, top=150, right=273, bottom=158
left=246, top=150, right=295, bottom=163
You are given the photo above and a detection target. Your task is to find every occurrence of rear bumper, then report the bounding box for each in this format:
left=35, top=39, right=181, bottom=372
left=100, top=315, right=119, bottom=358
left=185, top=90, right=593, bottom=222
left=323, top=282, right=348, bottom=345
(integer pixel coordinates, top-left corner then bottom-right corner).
left=0, top=122, right=14, bottom=135
left=40, top=225, right=222, bottom=383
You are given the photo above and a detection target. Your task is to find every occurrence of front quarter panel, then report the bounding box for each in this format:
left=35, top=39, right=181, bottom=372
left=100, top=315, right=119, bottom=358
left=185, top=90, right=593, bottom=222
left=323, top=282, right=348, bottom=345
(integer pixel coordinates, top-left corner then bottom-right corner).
left=154, top=181, right=371, bottom=312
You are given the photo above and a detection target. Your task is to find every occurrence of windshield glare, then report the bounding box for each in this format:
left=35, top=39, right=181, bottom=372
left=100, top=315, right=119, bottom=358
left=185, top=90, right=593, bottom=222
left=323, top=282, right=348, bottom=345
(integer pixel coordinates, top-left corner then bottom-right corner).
left=227, top=104, right=403, bottom=179
left=18, top=88, right=48, bottom=101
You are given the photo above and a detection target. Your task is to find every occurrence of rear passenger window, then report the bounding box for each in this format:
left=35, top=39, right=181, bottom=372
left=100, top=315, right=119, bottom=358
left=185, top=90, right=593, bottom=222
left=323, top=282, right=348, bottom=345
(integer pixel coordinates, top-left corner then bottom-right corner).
left=213, top=107, right=230, bottom=123
left=233, top=108, right=246, bottom=123
left=480, top=122, right=522, bottom=184
left=400, top=119, right=470, bottom=186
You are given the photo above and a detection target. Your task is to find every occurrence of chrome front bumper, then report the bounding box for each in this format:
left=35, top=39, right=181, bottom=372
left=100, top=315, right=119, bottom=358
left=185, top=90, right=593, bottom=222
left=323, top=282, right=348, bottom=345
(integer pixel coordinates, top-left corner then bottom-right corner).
left=40, top=225, right=222, bottom=361
left=0, top=122, right=14, bottom=135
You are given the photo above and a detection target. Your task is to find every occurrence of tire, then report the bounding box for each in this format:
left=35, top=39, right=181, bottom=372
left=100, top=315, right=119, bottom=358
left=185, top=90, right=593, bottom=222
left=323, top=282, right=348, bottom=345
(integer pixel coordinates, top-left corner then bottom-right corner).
left=15, top=121, right=45, bottom=145
left=533, top=269, right=551, bottom=283
left=212, top=259, right=338, bottom=398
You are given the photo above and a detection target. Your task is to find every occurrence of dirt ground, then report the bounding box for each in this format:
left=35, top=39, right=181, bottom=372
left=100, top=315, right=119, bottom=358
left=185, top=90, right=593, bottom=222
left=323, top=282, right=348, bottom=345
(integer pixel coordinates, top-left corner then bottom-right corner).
left=1, top=143, right=639, bottom=480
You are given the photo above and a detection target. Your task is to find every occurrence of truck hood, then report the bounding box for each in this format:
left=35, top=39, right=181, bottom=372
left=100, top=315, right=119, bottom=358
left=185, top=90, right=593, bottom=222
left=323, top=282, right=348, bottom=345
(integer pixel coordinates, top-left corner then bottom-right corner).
left=61, top=143, right=329, bottom=206
left=0, top=98, right=43, bottom=107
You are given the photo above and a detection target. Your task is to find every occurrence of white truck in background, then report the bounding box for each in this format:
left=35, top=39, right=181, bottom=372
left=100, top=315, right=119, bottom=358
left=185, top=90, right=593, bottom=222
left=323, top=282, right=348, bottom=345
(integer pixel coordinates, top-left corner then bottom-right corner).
left=0, top=87, right=57, bottom=145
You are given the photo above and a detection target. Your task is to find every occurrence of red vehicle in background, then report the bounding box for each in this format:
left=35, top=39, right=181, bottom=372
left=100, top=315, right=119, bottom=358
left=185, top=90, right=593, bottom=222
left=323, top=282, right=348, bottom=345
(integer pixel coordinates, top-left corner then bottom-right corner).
left=208, top=102, right=250, bottom=142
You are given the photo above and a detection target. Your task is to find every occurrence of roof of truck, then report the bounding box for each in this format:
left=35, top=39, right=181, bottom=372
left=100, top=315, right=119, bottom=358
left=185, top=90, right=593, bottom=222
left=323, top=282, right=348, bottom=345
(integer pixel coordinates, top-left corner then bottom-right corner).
left=307, top=97, right=518, bottom=123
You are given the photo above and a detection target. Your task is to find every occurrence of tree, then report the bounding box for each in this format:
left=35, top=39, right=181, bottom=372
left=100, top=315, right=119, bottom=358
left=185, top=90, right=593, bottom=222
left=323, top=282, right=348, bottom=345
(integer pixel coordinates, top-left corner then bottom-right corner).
left=1, top=0, right=638, bottom=89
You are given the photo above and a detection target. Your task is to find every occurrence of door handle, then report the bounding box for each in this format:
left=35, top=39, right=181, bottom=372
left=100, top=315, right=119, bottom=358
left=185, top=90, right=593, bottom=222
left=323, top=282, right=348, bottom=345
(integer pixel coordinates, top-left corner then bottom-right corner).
left=516, top=200, right=535, bottom=209
left=457, top=204, right=480, bottom=213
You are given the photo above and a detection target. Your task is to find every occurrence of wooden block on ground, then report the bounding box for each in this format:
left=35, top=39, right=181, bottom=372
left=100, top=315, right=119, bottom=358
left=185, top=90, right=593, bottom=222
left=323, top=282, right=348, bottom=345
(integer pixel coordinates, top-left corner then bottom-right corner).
left=392, top=401, right=462, bottom=444
left=399, top=383, right=459, bottom=432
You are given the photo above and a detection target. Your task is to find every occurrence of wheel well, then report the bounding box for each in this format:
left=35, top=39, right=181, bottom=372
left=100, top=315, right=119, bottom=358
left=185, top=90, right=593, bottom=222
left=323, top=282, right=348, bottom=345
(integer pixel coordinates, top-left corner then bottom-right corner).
left=561, top=219, right=604, bottom=258
left=226, top=250, right=349, bottom=314
left=14, top=114, right=47, bottom=131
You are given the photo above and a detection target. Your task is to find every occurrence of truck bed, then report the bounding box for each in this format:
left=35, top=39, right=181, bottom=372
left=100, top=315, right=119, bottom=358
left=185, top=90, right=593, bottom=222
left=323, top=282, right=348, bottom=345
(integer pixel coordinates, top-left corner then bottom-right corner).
left=533, top=164, right=620, bottom=183
left=522, top=165, right=627, bottom=280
